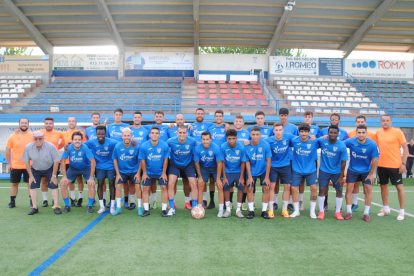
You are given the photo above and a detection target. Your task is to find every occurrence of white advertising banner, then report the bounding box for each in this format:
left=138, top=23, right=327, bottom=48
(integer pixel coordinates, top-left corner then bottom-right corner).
left=125, top=52, right=194, bottom=70
left=269, top=56, right=318, bottom=75
left=53, top=54, right=119, bottom=70
left=345, top=59, right=413, bottom=79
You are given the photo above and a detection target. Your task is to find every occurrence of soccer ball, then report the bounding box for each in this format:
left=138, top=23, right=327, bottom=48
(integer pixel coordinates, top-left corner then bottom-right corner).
left=191, top=205, right=205, bottom=219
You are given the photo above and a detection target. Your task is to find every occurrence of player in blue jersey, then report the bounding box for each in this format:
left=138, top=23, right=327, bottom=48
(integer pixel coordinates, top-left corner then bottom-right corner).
left=343, top=125, right=379, bottom=222
left=85, top=113, right=101, bottom=140
left=194, top=131, right=224, bottom=217
left=245, top=127, right=272, bottom=219
left=60, top=131, right=96, bottom=214
left=233, top=115, right=249, bottom=210
left=234, top=115, right=250, bottom=145
left=289, top=123, right=320, bottom=219
left=131, top=111, right=149, bottom=147
left=221, top=129, right=248, bottom=218
left=106, top=108, right=133, bottom=208
left=166, top=125, right=198, bottom=217
left=139, top=127, right=170, bottom=217
left=112, top=128, right=141, bottom=216
left=84, top=126, right=118, bottom=214
left=320, top=113, right=349, bottom=211
left=246, top=111, right=273, bottom=140
left=278, top=108, right=299, bottom=212
left=167, top=114, right=193, bottom=210
left=208, top=110, right=227, bottom=146
left=265, top=122, right=295, bottom=219
left=316, top=125, right=348, bottom=221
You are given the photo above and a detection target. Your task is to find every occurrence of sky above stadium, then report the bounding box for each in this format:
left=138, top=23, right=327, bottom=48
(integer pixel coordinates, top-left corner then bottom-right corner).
left=22, top=46, right=414, bottom=61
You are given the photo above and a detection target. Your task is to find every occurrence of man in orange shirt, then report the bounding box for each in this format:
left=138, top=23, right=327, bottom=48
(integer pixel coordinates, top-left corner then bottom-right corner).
left=376, top=115, right=408, bottom=220
left=63, top=117, right=87, bottom=207
left=40, top=117, right=65, bottom=207
left=347, top=115, right=378, bottom=212
left=6, top=118, right=33, bottom=208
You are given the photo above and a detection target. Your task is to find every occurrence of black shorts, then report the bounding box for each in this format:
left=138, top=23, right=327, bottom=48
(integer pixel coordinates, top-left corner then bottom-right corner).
left=378, top=167, right=403, bottom=185
left=10, top=169, right=29, bottom=183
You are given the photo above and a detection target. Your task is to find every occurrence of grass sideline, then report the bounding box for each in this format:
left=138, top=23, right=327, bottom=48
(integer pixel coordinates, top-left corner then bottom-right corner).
left=1, top=179, right=414, bottom=275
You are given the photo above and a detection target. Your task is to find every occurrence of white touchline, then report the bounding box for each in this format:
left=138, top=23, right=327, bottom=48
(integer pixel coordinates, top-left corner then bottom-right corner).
left=357, top=197, right=414, bottom=218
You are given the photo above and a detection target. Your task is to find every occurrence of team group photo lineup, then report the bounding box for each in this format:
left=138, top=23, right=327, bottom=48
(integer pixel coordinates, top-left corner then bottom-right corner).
left=6, top=107, right=409, bottom=221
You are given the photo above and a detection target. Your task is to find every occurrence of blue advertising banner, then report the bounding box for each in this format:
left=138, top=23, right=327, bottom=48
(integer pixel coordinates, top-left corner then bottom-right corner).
left=318, top=58, right=343, bottom=76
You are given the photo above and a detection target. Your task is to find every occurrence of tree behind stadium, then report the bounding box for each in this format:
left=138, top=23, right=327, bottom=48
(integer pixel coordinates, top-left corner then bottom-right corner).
left=199, top=47, right=305, bottom=56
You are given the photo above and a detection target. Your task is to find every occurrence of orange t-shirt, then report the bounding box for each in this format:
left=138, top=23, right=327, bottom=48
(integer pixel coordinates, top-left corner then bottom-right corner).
left=348, top=130, right=378, bottom=143
left=376, top=127, right=406, bottom=168
left=40, top=129, right=65, bottom=151
left=6, top=131, right=33, bottom=169
left=63, top=129, right=86, bottom=164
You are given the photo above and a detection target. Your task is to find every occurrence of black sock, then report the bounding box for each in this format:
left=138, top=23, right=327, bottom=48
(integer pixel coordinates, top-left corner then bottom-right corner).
left=324, top=195, right=328, bottom=206
left=124, top=196, right=128, bottom=203
left=209, top=191, right=215, bottom=201
left=242, top=193, right=247, bottom=203
left=230, top=192, right=233, bottom=203
left=11, top=196, right=16, bottom=202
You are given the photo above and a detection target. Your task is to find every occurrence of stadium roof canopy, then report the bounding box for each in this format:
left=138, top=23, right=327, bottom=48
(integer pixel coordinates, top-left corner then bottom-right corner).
left=0, top=0, right=413, bottom=57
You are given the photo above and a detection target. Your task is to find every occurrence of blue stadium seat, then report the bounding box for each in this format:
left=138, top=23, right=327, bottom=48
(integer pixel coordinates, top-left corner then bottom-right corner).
left=395, top=98, right=402, bottom=103
left=137, top=94, right=145, bottom=99
left=156, top=89, right=164, bottom=93
left=120, top=79, right=127, bottom=83
left=134, top=99, right=143, bottom=105
left=394, top=89, right=401, bottom=93
left=150, top=84, right=157, bottom=88
left=148, top=88, right=155, bottom=93
left=174, top=84, right=181, bottom=88
left=144, top=79, right=151, bottom=83
left=155, top=94, right=162, bottom=99
left=394, top=93, right=401, bottom=98
left=124, top=88, right=131, bottom=92
left=387, top=80, right=394, bottom=84
left=165, top=88, right=173, bottom=93
left=68, top=80, right=75, bottom=83
left=136, top=79, right=143, bottom=83
left=175, top=80, right=182, bottom=83
left=381, top=80, right=387, bottom=84
left=402, top=81, right=408, bottom=84
left=144, top=99, right=152, bottom=105
left=160, top=79, right=166, bottom=83
left=63, top=84, right=71, bottom=88
left=173, top=89, right=180, bottom=93
left=166, top=84, right=173, bottom=88
left=117, top=84, right=124, bottom=88
left=152, top=79, right=158, bottom=83
left=379, top=89, right=386, bottom=93
left=163, top=100, right=171, bottom=105
left=107, top=88, right=114, bottom=93
left=134, top=83, right=142, bottom=88
left=142, top=84, right=149, bottom=88
left=129, top=79, right=136, bottom=83
left=140, top=88, right=147, bottom=93
left=142, top=106, right=150, bottom=111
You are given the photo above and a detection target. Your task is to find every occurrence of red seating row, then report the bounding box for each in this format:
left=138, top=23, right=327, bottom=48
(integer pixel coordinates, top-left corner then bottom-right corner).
left=197, top=84, right=260, bottom=89
left=197, top=89, right=263, bottom=95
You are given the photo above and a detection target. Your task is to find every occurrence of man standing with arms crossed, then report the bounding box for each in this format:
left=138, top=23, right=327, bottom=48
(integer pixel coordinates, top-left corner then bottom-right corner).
left=6, top=118, right=33, bottom=209
left=139, top=127, right=170, bottom=217
left=22, top=131, right=61, bottom=215
left=376, top=115, right=408, bottom=220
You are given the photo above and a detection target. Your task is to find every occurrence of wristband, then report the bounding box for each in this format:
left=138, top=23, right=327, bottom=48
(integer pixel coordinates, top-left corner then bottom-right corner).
left=52, top=175, right=57, bottom=178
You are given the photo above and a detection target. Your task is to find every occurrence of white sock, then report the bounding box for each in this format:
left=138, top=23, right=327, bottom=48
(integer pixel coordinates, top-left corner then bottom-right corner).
left=293, top=202, right=299, bottom=212
left=269, top=201, right=274, bottom=209
left=225, top=201, right=230, bottom=211
left=352, top=193, right=358, bottom=205
left=42, top=192, right=48, bottom=201
left=318, top=196, right=325, bottom=212
left=248, top=202, right=254, bottom=211
left=299, top=193, right=304, bottom=202
left=310, top=201, right=316, bottom=213
left=335, top=197, right=343, bottom=213
left=185, top=196, right=190, bottom=203
left=364, top=206, right=370, bottom=214
left=99, top=199, right=104, bottom=208
left=346, top=204, right=352, bottom=213
left=282, top=200, right=288, bottom=210
left=111, top=200, right=115, bottom=208
left=219, top=203, right=224, bottom=211
left=236, top=202, right=241, bottom=212
left=103, top=191, right=106, bottom=200
left=289, top=195, right=292, bottom=204
left=144, top=203, right=149, bottom=211
left=70, top=190, right=76, bottom=200
left=78, top=191, right=83, bottom=199
left=262, top=202, right=268, bottom=212
left=162, top=203, right=167, bottom=211
left=203, top=192, right=207, bottom=201
left=400, top=209, right=405, bottom=215
left=152, top=193, right=157, bottom=202
left=137, top=198, right=142, bottom=208
left=130, top=194, right=136, bottom=205
left=274, top=194, right=278, bottom=204
left=383, top=205, right=390, bottom=212
left=116, top=198, right=121, bottom=208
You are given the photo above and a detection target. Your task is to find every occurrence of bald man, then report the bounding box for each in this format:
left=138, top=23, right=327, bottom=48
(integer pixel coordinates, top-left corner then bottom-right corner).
left=63, top=117, right=87, bottom=207
left=168, top=114, right=193, bottom=209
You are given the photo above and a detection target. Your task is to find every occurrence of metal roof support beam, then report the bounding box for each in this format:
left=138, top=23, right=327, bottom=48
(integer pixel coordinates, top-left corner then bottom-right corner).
left=193, top=0, right=200, bottom=79
left=0, top=0, right=53, bottom=55
left=340, top=0, right=397, bottom=58
left=267, top=1, right=295, bottom=56
left=95, top=0, right=125, bottom=78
